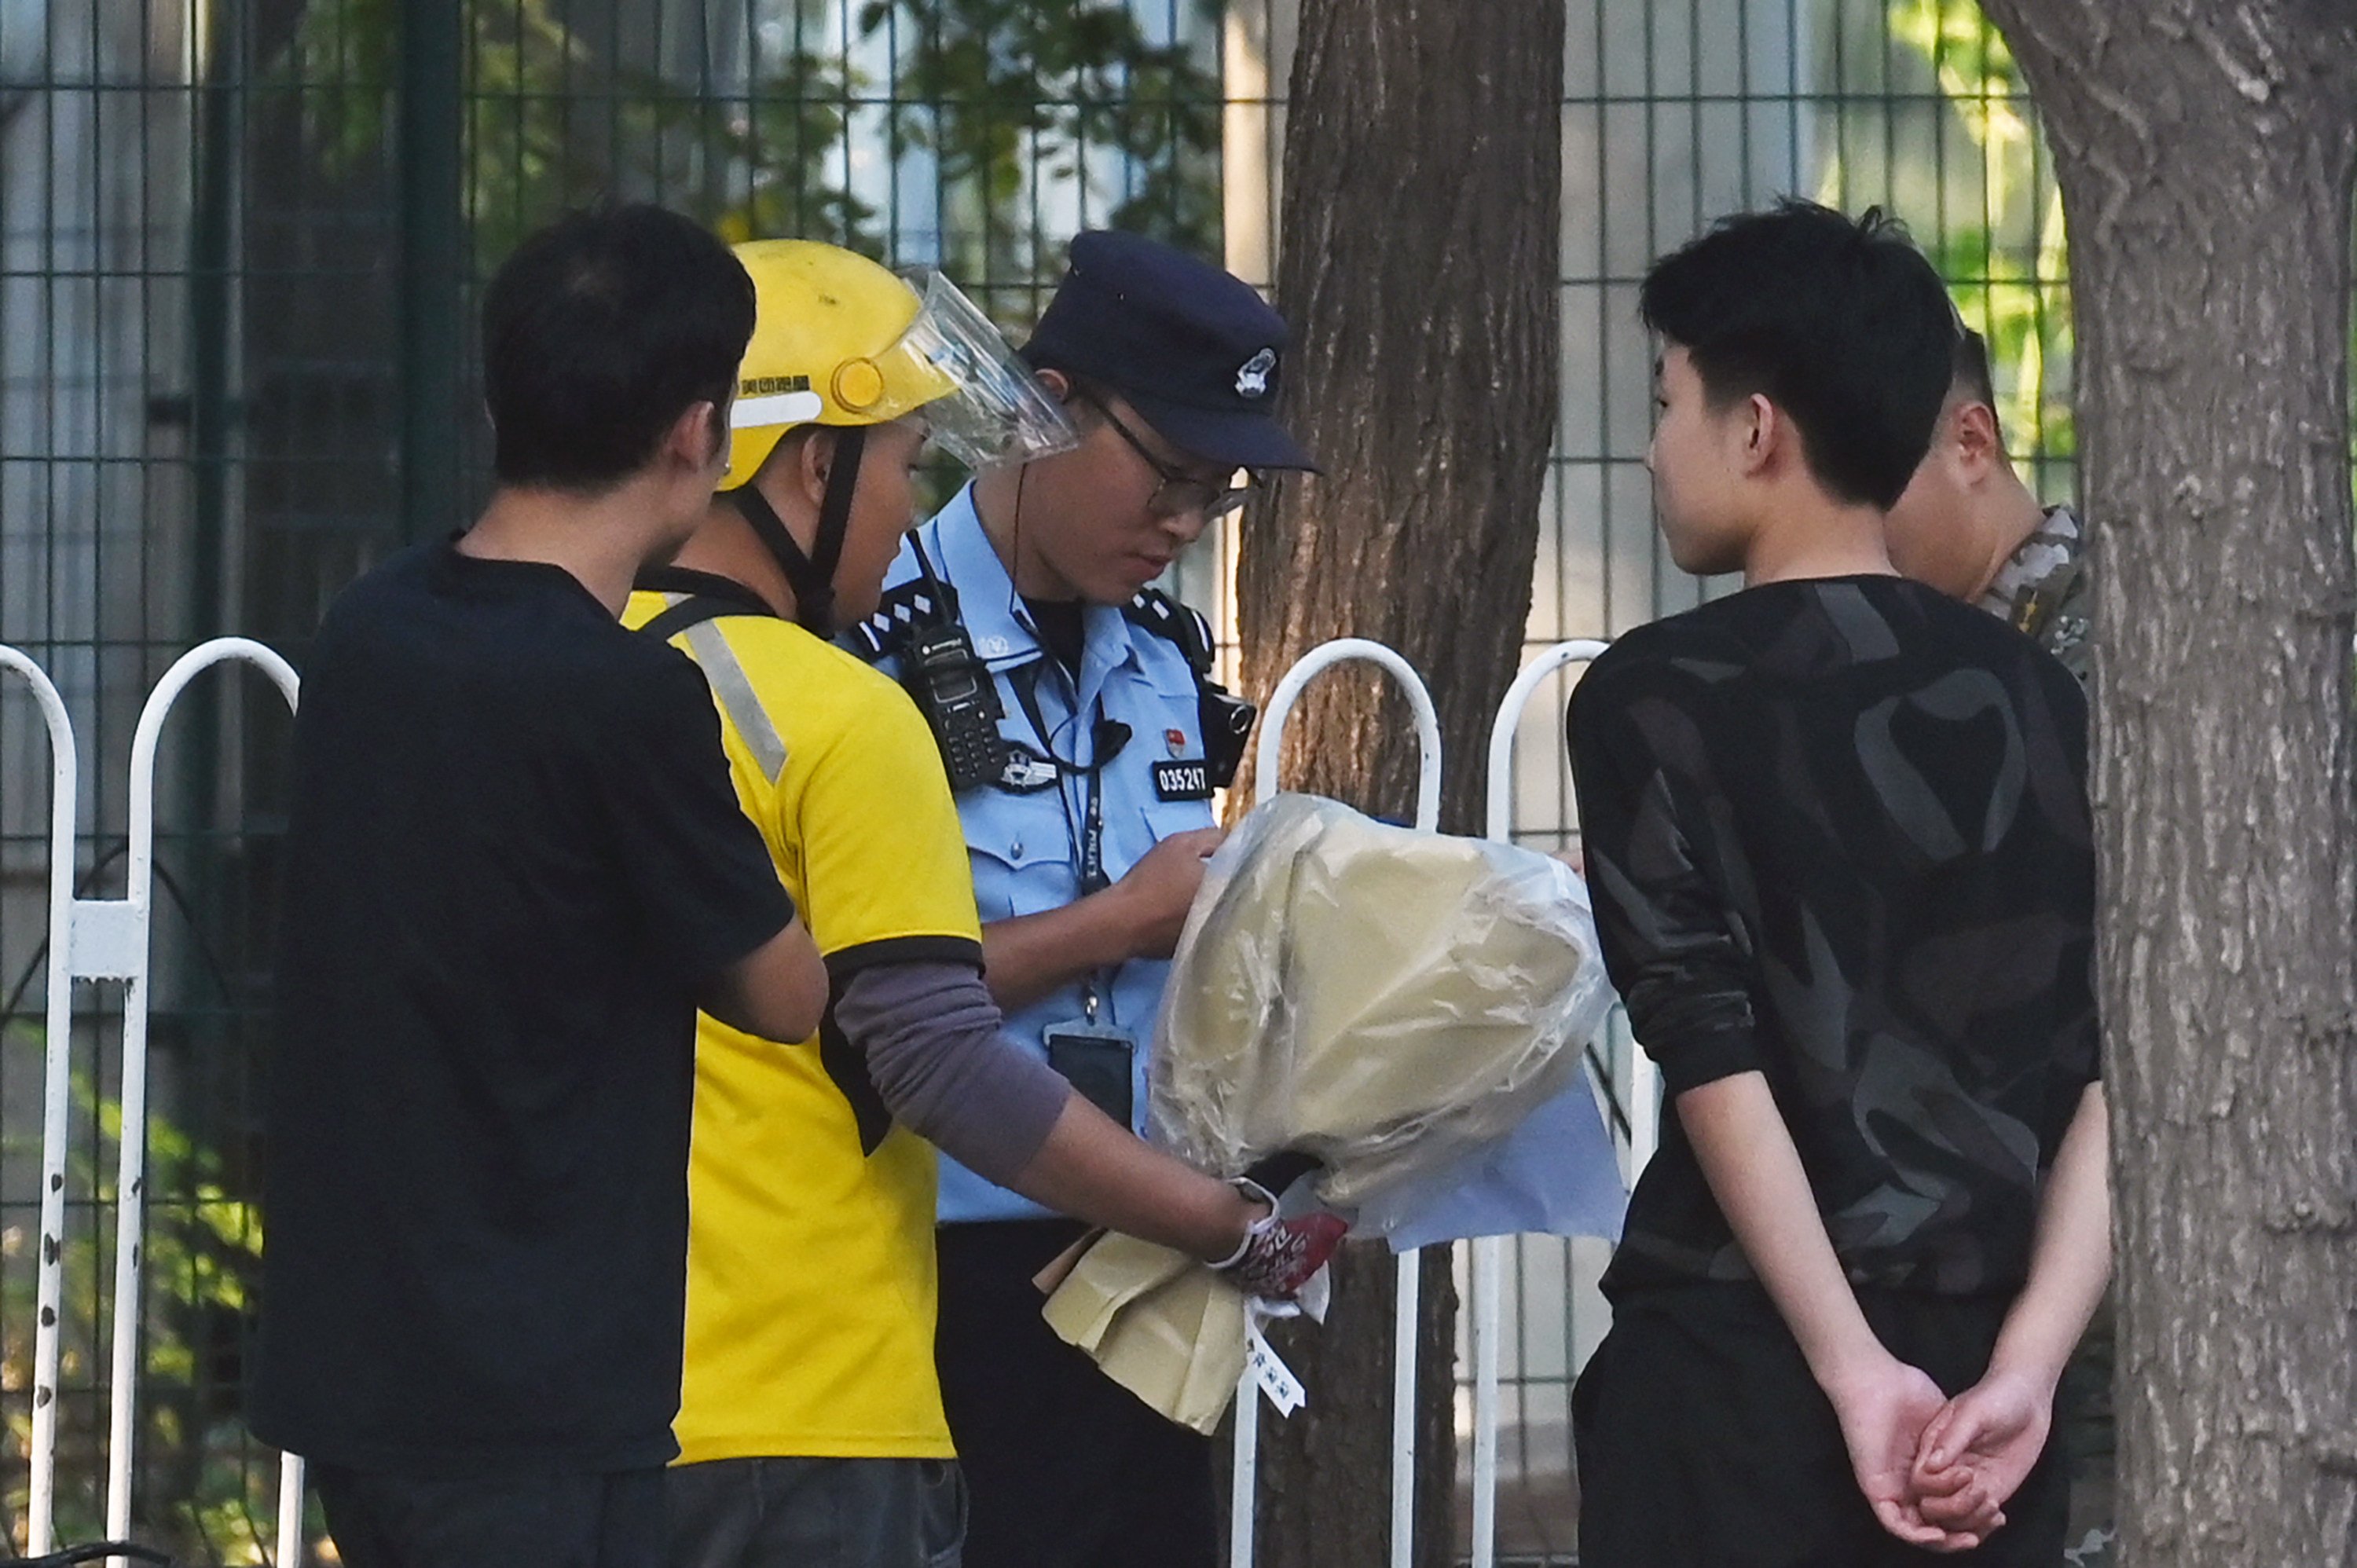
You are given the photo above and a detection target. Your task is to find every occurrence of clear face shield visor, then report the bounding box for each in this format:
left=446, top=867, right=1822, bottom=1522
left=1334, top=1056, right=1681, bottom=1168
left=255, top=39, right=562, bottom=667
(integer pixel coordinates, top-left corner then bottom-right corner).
left=887, top=268, right=1080, bottom=471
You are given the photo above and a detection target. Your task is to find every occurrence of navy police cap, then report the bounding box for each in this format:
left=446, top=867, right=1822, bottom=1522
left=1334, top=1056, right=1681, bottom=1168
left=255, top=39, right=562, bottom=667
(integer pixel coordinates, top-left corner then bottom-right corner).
left=1022, top=230, right=1317, bottom=473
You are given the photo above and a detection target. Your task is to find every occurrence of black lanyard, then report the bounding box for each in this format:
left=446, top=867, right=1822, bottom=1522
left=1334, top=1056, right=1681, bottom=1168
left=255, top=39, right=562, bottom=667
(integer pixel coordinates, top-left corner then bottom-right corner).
left=1006, top=664, right=1128, bottom=896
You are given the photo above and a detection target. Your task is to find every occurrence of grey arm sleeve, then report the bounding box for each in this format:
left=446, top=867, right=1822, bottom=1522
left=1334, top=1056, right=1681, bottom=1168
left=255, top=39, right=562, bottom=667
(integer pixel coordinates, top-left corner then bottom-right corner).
left=834, top=961, right=1072, bottom=1185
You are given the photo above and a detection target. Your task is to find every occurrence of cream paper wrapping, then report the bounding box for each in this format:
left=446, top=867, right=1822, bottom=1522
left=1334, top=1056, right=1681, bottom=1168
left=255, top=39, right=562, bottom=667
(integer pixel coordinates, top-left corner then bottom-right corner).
left=1039, top=1232, right=1251, bottom=1434
left=1043, top=793, right=1614, bottom=1428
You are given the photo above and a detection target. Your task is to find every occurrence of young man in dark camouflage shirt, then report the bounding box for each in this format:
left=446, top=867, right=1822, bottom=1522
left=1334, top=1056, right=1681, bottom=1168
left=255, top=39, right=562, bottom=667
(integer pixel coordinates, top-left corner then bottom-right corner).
left=1569, top=203, right=2111, bottom=1567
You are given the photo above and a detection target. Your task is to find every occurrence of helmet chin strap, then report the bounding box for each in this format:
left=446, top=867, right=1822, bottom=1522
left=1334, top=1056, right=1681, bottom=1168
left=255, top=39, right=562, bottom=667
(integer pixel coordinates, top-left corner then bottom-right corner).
left=724, top=425, right=867, bottom=637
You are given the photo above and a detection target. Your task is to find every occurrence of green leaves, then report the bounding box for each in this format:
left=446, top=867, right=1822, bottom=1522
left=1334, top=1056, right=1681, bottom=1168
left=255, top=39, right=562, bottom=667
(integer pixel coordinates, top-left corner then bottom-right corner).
left=0, top=1054, right=269, bottom=1558
left=272, top=0, right=1222, bottom=288
left=1865, top=0, right=2077, bottom=465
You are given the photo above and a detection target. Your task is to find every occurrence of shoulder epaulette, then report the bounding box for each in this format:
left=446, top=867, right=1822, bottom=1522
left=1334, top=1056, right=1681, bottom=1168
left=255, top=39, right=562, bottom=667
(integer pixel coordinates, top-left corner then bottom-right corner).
left=1121, top=587, right=1216, bottom=676
left=843, top=577, right=948, bottom=663
left=1122, top=587, right=1255, bottom=789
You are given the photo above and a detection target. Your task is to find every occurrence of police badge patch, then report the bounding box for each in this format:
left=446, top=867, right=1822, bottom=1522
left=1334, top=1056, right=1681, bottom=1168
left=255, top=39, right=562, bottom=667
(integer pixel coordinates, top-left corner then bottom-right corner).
left=1235, top=347, right=1276, bottom=399
left=996, top=743, right=1060, bottom=793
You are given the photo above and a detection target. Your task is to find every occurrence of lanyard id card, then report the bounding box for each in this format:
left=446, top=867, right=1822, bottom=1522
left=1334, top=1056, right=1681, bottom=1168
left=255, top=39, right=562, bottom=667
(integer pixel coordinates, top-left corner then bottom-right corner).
left=1010, top=658, right=1138, bottom=1127
left=1043, top=990, right=1135, bottom=1128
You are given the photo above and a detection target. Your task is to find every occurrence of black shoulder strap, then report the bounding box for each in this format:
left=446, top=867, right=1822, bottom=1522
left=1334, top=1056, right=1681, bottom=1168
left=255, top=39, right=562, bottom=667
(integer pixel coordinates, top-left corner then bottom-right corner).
left=640, top=595, right=749, bottom=643
left=633, top=567, right=783, bottom=642
left=1121, top=587, right=1215, bottom=675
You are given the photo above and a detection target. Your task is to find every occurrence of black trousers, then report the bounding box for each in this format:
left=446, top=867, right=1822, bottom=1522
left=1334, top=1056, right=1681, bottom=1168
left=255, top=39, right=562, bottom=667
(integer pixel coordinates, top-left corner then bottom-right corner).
left=666, top=1456, right=965, bottom=1568
left=313, top=1464, right=665, bottom=1568
left=934, top=1219, right=1218, bottom=1568
left=1574, top=1284, right=2069, bottom=1568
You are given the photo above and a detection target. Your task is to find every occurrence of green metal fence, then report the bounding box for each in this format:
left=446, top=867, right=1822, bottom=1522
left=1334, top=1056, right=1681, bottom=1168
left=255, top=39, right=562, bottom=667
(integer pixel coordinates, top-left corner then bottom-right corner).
left=1, top=2, right=2087, bottom=1559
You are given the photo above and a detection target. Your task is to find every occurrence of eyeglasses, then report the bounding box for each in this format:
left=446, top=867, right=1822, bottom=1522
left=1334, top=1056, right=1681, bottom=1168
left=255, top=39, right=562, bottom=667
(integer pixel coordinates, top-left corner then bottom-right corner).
left=1084, top=392, right=1256, bottom=522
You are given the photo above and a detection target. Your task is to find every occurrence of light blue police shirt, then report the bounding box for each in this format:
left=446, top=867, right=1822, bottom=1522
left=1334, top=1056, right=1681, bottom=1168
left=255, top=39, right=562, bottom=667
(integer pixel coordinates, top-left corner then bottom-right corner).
left=877, top=485, right=1220, bottom=1225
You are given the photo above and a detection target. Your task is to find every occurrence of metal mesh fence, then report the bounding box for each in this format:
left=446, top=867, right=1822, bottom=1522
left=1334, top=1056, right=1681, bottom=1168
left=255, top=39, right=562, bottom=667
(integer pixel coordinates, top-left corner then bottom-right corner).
left=2, top=2, right=2095, bottom=1559
left=1469, top=5, right=2079, bottom=1557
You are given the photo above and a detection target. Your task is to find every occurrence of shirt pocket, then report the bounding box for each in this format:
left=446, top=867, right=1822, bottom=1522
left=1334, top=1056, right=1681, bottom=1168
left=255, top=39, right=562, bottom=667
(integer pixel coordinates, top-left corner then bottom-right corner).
left=961, top=791, right=1080, bottom=923
left=1137, top=651, right=1205, bottom=744
left=1121, top=669, right=1218, bottom=871
left=1138, top=797, right=1216, bottom=848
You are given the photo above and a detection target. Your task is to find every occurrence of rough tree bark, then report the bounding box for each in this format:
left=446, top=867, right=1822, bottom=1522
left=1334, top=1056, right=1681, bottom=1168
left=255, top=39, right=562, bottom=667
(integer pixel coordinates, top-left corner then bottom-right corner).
left=1230, top=2, right=1562, bottom=1564
left=1971, top=4, right=2357, bottom=1563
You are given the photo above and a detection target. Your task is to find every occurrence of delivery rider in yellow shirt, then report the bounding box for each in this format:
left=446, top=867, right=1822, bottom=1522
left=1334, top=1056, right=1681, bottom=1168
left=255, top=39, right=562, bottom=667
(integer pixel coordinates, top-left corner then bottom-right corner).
left=623, top=240, right=1343, bottom=1568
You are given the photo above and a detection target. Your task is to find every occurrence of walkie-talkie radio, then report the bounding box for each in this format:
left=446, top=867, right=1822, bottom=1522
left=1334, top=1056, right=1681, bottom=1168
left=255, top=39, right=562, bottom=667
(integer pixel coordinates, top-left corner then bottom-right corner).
left=901, top=544, right=1007, bottom=793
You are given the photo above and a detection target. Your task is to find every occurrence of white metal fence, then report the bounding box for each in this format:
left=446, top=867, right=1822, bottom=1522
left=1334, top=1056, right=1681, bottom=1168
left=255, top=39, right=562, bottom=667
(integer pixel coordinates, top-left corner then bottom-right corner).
left=2, top=639, right=305, bottom=1566
left=2, top=632, right=1655, bottom=1565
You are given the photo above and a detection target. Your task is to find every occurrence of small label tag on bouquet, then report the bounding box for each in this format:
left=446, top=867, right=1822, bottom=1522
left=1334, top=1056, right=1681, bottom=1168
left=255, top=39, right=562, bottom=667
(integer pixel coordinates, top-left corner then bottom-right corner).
left=1245, top=1317, right=1307, bottom=1417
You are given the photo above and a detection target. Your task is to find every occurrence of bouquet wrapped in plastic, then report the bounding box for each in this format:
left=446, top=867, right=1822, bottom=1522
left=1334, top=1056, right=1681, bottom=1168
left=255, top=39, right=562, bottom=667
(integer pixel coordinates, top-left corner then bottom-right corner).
left=1042, top=793, right=1623, bottom=1431
left=1150, top=793, right=1615, bottom=1210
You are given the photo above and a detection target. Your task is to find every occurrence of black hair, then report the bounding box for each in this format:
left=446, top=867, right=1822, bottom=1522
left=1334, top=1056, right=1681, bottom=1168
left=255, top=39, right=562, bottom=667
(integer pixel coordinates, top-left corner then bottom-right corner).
left=1949, top=325, right=2004, bottom=449
left=482, top=204, right=756, bottom=493
left=1639, top=200, right=1959, bottom=511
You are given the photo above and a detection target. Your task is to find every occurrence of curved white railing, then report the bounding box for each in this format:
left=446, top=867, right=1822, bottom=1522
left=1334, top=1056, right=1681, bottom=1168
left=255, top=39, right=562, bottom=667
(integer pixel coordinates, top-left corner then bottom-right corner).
left=4, top=639, right=306, bottom=1566
left=1468, top=639, right=1625, bottom=1568
left=1235, top=638, right=1442, bottom=1568
left=1, top=645, right=83, bottom=1558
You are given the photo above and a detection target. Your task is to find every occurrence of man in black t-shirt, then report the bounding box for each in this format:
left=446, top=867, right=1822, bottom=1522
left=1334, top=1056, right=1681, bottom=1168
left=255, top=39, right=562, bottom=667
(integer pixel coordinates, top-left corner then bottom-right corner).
left=1568, top=203, right=2110, bottom=1567
left=248, top=206, right=829, bottom=1568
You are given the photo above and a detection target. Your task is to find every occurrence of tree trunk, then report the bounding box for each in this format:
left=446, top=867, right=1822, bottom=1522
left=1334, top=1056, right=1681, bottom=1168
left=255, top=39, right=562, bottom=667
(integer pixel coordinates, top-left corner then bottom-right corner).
left=1230, top=2, right=1562, bottom=1564
left=1971, top=4, right=2357, bottom=1563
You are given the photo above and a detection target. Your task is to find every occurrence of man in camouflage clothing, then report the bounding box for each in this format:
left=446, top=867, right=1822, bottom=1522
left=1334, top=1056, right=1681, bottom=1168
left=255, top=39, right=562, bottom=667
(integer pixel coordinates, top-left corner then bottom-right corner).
left=1886, top=328, right=2091, bottom=677
left=1886, top=325, right=2110, bottom=1567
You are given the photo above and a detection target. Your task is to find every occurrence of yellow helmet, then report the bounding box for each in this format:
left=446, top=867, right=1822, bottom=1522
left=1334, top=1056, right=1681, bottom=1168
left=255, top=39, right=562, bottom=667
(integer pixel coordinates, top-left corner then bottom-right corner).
left=723, top=240, right=1078, bottom=490
left=724, top=241, right=944, bottom=489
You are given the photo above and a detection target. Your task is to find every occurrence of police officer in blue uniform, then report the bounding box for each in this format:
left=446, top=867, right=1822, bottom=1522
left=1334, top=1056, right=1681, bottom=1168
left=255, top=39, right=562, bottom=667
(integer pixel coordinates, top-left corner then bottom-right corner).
left=849, top=230, right=1316, bottom=1568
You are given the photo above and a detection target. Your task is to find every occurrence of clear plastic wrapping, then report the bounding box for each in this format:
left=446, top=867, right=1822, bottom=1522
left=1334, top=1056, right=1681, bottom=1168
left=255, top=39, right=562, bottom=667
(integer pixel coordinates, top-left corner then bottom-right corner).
left=1047, top=793, right=1621, bottom=1430
left=1149, top=793, right=1617, bottom=1212
left=891, top=268, right=1080, bottom=470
